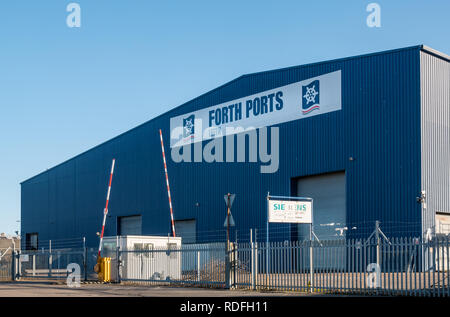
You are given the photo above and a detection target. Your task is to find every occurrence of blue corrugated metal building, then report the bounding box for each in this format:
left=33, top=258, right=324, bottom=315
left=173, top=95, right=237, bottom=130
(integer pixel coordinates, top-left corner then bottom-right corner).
left=20, top=45, right=450, bottom=248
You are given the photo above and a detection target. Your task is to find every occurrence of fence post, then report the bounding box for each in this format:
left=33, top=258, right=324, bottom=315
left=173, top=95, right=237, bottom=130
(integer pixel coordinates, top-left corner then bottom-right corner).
left=309, top=224, right=314, bottom=293
left=225, top=242, right=230, bottom=289
left=375, top=221, right=381, bottom=269
left=32, top=254, right=35, bottom=276
left=230, top=242, right=235, bottom=288
left=251, top=229, right=255, bottom=290
left=11, top=251, right=16, bottom=281
left=255, top=240, right=259, bottom=289
left=17, top=250, right=21, bottom=280
left=197, top=250, right=201, bottom=282
left=254, top=228, right=258, bottom=289
left=116, top=246, right=121, bottom=283
left=48, top=240, right=52, bottom=278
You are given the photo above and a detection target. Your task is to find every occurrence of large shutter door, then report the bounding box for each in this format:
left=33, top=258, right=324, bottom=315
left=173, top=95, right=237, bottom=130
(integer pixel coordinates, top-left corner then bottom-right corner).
left=119, top=215, right=142, bottom=235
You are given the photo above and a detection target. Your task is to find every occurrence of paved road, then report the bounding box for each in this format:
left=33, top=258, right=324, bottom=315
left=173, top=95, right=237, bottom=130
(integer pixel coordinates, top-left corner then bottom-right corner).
left=0, top=281, right=312, bottom=297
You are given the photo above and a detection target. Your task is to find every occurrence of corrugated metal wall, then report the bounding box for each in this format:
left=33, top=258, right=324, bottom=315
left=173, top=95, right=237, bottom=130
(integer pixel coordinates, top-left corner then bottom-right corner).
left=21, top=46, right=425, bottom=247
left=420, top=50, right=450, bottom=237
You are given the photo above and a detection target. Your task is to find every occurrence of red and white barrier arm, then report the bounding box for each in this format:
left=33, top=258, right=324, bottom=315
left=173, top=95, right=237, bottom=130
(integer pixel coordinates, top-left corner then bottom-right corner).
left=159, top=129, right=176, bottom=237
left=98, top=158, right=116, bottom=257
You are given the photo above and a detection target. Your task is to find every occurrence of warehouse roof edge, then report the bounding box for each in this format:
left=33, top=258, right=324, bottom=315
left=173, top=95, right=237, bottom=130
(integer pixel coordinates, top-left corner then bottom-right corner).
left=20, top=44, right=448, bottom=185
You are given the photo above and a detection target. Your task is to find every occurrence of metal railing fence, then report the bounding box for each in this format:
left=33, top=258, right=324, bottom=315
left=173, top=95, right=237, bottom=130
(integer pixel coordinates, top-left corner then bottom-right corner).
left=0, top=255, right=12, bottom=281
left=119, top=243, right=227, bottom=288
left=118, top=237, right=449, bottom=296
left=9, top=236, right=450, bottom=297
left=12, top=247, right=94, bottom=280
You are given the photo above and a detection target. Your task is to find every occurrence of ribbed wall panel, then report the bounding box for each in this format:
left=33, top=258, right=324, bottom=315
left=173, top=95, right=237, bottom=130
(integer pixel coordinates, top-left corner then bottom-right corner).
left=420, top=51, right=450, bottom=237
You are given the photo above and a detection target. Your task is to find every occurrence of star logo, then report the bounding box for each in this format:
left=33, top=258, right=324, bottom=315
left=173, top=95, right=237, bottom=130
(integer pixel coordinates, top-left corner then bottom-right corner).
left=183, top=115, right=195, bottom=138
left=184, top=119, right=193, bottom=134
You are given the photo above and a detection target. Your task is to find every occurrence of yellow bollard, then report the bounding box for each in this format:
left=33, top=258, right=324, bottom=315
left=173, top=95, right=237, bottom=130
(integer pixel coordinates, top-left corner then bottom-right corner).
left=103, top=257, right=111, bottom=282
left=95, top=257, right=111, bottom=283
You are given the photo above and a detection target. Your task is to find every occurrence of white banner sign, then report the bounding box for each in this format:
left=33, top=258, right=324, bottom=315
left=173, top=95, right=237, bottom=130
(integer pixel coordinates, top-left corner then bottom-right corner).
left=170, top=70, right=341, bottom=148
left=268, top=199, right=312, bottom=224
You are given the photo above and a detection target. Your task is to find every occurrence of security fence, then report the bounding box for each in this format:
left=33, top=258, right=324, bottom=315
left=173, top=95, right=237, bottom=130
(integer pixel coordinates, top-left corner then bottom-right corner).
left=13, top=247, right=99, bottom=281
left=0, top=253, right=12, bottom=281
left=119, top=243, right=226, bottom=287
left=117, top=236, right=450, bottom=296
left=233, top=237, right=449, bottom=296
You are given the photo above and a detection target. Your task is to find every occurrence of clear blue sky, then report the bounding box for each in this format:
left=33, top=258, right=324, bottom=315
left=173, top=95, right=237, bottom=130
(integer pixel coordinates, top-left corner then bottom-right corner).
left=0, top=0, right=449, bottom=235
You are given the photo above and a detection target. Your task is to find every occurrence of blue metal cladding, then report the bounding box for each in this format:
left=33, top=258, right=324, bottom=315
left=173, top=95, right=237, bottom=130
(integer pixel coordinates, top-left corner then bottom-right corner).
left=21, top=46, right=424, bottom=247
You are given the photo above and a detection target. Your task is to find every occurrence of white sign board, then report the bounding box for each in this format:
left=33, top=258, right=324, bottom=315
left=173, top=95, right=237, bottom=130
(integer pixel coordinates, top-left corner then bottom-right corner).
left=170, top=70, right=341, bottom=148
left=268, top=200, right=312, bottom=224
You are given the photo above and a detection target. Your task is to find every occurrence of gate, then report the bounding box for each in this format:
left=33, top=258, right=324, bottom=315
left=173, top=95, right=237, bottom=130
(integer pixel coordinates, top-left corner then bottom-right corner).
left=118, top=243, right=228, bottom=288
left=15, top=248, right=90, bottom=280
left=117, top=237, right=450, bottom=296
left=9, top=236, right=449, bottom=296
left=0, top=251, right=12, bottom=281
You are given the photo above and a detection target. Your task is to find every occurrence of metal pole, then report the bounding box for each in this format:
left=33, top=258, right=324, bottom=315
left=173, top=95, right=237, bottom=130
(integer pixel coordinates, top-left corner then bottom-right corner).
left=17, top=250, right=21, bottom=280
left=251, top=229, right=255, bottom=290
left=255, top=237, right=258, bottom=289
left=197, top=250, right=201, bottom=282
left=159, top=129, right=176, bottom=237
left=311, top=198, right=314, bottom=293
left=266, top=192, right=270, bottom=273
left=48, top=240, right=52, bottom=278
left=225, top=193, right=231, bottom=289
left=98, top=158, right=116, bottom=258
left=375, top=220, right=380, bottom=268
left=231, top=242, right=235, bottom=288
left=83, top=237, right=87, bottom=281
left=227, top=193, right=231, bottom=250
left=310, top=223, right=313, bottom=293
left=116, top=246, right=120, bottom=283
left=11, top=251, right=16, bottom=281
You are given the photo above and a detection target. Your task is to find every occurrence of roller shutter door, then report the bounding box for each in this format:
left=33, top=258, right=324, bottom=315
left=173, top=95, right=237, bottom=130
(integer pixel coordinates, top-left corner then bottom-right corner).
left=118, top=215, right=142, bottom=235
left=296, top=171, right=346, bottom=240
left=174, top=219, right=196, bottom=244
